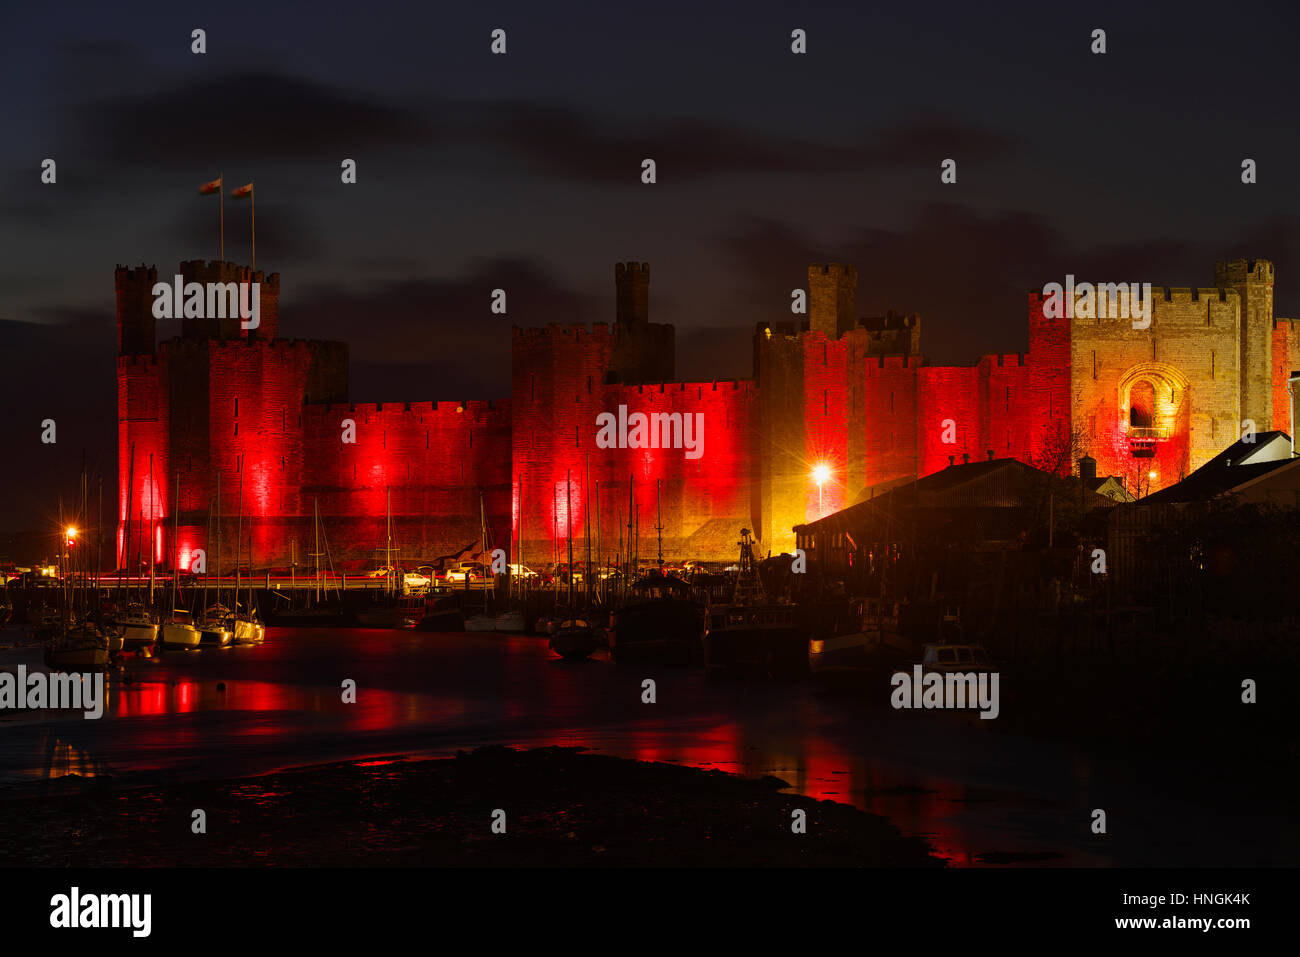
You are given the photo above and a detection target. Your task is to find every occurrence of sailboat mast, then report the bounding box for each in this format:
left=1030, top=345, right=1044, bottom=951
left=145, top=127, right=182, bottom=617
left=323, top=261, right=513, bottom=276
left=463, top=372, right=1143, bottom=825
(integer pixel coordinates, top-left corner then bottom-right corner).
left=656, top=478, right=662, bottom=569
left=120, top=443, right=134, bottom=602
left=215, top=471, right=222, bottom=609
left=235, top=465, right=243, bottom=611
left=314, top=498, right=321, bottom=603
left=172, top=472, right=180, bottom=610
left=584, top=454, right=591, bottom=609
left=594, top=480, right=601, bottom=607
left=566, top=469, right=573, bottom=610
left=148, top=453, right=155, bottom=606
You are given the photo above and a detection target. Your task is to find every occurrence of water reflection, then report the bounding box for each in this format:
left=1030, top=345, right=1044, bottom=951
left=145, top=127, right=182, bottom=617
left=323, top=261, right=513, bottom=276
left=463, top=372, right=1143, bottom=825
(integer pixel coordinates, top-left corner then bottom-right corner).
left=0, top=627, right=1252, bottom=866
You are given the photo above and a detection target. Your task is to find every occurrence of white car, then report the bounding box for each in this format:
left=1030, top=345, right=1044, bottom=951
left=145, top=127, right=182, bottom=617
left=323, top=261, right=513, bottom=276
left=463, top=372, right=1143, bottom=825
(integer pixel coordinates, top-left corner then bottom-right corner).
left=403, top=572, right=431, bottom=589
left=508, top=564, right=539, bottom=579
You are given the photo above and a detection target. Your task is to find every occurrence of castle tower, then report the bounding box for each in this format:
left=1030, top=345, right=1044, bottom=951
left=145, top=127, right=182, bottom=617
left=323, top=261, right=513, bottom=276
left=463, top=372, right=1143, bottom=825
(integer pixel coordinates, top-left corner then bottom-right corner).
left=1215, top=258, right=1274, bottom=430
left=808, top=263, right=857, bottom=339
left=607, top=261, right=673, bottom=384
left=178, top=260, right=280, bottom=341
left=615, top=261, right=650, bottom=326
left=116, top=264, right=158, bottom=356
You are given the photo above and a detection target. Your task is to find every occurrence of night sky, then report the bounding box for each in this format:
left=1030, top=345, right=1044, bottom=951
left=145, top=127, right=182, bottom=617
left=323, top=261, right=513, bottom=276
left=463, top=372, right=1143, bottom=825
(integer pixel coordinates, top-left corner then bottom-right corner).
left=3, top=0, right=1299, bottom=553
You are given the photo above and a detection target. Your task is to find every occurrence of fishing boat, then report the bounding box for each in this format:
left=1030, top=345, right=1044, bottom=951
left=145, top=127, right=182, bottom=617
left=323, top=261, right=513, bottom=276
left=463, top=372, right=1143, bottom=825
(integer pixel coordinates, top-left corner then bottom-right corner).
left=890, top=642, right=994, bottom=681
left=608, top=571, right=706, bottom=663
left=549, top=617, right=599, bottom=659
left=808, top=598, right=918, bottom=679
left=701, top=529, right=803, bottom=678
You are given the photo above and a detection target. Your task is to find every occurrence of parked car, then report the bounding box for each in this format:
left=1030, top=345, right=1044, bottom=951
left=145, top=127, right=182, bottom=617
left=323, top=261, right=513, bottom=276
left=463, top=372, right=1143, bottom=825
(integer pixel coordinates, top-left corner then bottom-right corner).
left=507, top=564, right=539, bottom=579
left=446, top=562, right=488, bottom=583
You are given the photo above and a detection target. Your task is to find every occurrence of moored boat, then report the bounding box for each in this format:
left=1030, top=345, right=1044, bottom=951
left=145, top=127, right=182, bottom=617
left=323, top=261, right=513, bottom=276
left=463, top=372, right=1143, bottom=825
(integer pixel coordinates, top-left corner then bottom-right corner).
left=549, top=618, right=599, bottom=659
left=494, top=609, right=525, bottom=632
left=609, top=572, right=706, bottom=663
left=109, top=603, right=159, bottom=652
left=197, top=604, right=233, bottom=647
left=701, top=530, right=804, bottom=677
left=46, top=622, right=110, bottom=669
left=160, top=609, right=202, bottom=648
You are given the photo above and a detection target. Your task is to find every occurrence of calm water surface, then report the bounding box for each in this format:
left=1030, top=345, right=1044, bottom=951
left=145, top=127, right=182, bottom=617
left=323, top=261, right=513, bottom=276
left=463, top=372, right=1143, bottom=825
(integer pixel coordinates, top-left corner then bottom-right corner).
left=0, top=627, right=1286, bottom=866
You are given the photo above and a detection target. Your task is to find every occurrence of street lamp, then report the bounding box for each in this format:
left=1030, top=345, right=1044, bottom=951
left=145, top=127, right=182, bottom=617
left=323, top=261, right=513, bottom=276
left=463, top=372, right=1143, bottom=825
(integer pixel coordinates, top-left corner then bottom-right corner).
left=812, top=463, right=831, bottom=515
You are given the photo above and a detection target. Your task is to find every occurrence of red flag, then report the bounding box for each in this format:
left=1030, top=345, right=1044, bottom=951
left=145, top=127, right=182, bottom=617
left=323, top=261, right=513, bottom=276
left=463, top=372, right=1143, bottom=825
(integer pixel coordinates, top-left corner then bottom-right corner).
left=198, top=177, right=222, bottom=195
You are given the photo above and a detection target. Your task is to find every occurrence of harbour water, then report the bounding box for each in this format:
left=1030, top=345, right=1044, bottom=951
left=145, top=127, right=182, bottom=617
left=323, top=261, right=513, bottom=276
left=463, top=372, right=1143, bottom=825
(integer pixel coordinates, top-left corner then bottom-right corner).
left=0, top=627, right=1289, bottom=866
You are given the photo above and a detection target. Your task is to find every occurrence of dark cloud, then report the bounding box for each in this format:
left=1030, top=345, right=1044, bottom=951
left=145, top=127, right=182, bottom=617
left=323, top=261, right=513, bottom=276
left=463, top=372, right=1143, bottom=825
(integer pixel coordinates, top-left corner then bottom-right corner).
left=80, top=71, right=431, bottom=168
left=720, top=209, right=1300, bottom=365
left=283, top=258, right=598, bottom=399
left=433, top=102, right=1016, bottom=183
left=161, top=196, right=323, bottom=265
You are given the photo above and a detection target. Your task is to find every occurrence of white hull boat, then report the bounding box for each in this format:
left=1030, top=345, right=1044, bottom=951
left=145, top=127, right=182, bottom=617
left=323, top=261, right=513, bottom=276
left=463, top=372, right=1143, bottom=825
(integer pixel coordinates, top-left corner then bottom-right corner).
left=494, top=610, right=525, bottom=632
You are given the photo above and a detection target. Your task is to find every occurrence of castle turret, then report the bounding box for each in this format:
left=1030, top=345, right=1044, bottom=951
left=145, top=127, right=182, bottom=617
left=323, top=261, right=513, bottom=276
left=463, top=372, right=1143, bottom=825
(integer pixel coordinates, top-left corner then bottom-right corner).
left=607, top=261, right=673, bottom=384
left=178, top=260, right=280, bottom=341
left=808, top=263, right=857, bottom=339
left=116, top=264, right=158, bottom=357
left=1215, top=258, right=1274, bottom=429
left=615, top=261, right=650, bottom=326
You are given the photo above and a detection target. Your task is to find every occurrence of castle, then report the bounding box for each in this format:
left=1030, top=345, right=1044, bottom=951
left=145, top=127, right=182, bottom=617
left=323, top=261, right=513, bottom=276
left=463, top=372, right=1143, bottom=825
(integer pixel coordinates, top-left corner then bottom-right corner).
left=115, top=258, right=1299, bottom=569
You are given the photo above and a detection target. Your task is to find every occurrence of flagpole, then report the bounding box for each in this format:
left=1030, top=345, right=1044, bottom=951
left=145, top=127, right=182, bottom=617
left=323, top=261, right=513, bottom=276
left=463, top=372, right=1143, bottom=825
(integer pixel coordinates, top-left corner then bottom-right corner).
left=251, top=187, right=255, bottom=271
left=220, top=171, right=225, bottom=262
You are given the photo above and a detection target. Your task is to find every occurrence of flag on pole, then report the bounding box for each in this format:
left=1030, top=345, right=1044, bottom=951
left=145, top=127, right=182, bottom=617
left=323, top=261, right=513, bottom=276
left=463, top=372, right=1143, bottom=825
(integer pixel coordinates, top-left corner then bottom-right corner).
left=198, top=177, right=223, bottom=195
left=232, top=182, right=255, bottom=269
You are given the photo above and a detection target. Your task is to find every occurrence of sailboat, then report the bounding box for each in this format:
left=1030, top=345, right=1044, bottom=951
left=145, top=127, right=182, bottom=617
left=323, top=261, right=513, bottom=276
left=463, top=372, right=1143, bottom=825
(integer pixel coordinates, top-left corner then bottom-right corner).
left=48, top=482, right=111, bottom=670
left=355, top=487, right=425, bottom=628
left=464, top=490, right=498, bottom=632
left=196, top=475, right=232, bottom=646
left=160, top=474, right=202, bottom=649
left=274, top=499, right=348, bottom=626
left=226, top=471, right=263, bottom=644
left=547, top=470, right=598, bottom=659
left=494, top=475, right=525, bottom=632
left=109, top=448, right=160, bottom=651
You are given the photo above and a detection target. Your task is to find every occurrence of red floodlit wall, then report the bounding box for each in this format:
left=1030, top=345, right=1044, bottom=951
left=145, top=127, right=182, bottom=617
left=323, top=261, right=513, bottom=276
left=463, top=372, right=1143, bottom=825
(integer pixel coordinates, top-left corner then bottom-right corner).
left=861, top=356, right=919, bottom=491
left=1026, top=291, right=1072, bottom=463
left=803, top=332, right=849, bottom=520
left=917, top=365, right=981, bottom=475
left=1272, top=319, right=1299, bottom=434
left=978, top=354, right=1032, bottom=463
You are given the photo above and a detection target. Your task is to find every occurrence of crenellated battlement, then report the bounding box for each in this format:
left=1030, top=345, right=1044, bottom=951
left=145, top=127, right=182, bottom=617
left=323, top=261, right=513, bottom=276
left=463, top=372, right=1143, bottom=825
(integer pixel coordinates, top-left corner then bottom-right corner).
left=178, top=259, right=281, bottom=292
left=117, top=353, right=160, bottom=372
left=306, top=398, right=504, bottom=417
left=1155, top=286, right=1232, bottom=303
left=512, top=322, right=615, bottom=342
left=979, top=353, right=1027, bottom=367
left=1216, top=258, right=1274, bottom=286
left=614, top=262, right=649, bottom=281
left=867, top=355, right=920, bottom=372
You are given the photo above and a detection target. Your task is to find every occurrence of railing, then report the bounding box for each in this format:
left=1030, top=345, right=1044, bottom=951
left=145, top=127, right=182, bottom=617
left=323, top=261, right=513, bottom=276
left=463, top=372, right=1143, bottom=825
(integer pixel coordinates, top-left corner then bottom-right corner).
left=1126, top=427, right=1170, bottom=440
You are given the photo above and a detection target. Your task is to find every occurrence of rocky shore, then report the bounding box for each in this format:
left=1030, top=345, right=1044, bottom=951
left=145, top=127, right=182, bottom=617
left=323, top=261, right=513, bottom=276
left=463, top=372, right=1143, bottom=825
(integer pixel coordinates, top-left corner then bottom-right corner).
left=1, top=746, right=941, bottom=867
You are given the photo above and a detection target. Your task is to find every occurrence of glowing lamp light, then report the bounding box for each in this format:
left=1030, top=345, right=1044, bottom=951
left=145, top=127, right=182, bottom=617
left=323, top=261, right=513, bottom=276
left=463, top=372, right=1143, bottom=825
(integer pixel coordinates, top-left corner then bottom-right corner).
left=66, top=526, right=77, bottom=539
left=1148, top=471, right=1157, bottom=481
left=812, top=463, right=832, bottom=485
